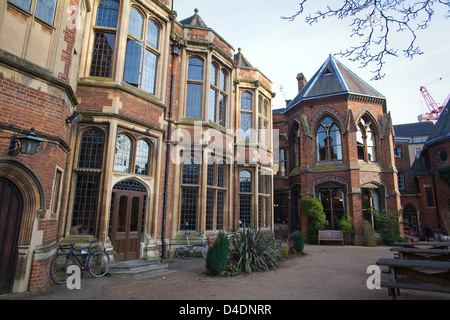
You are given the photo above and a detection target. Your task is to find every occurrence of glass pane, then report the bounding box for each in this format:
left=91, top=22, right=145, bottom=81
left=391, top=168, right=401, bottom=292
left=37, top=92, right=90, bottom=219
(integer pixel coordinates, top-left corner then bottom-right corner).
left=210, top=64, right=217, bottom=86
left=239, top=195, right=251, bottom=228
left=135, top=140, right=150, bottom=175
left=142, top=49, right=158, bottom=94
left=35, top=0, right=57, bottom=25
left=117, top=196, right=127, bottom=232
left=128, top=7, right=143, bottom=39
left=182, top=156, right=199, bottom=185
left=186, top=84, right=202, bottom=118
left=188, top=58, right=203, bottom=81
left=216, top=190, right=225, bottom=230
left=357, top=128, right=365, bottom=160
left=130, top=197, right=139, bottom=232
left=316, top=129, right=327, bottom=161
left=217, top=163, right=225, bottom=187
left=90, top=32, right=115, bottom=78
left=114, top=134, right=132, bottom=173
left=330, top=125, right=342, bottom=160
left=9, top=0, right=32, bottom=12
left=180, top=188, right=198, bottom=230
left=72, top=174, right=99, bottom=235
left=209, top=88, right=217, bottom=122
left=220, top=70, right=226, bottom=91
left=241, top=92, right=252, bottom=111
left=146, top=20, right=159, bottom=49
left=206, top=189, right=215, bottom=230
left=123, top=40, right=143, bottom=85
left=240, top=113, right=251, bottom=141
left=96, top=0, right=119, bottom=28
left=207, top=160, right=215, bottom=186
left=367, top=128, right=376, bottom=162
left=78, top=129, right=105, bottom=169
left=239, top=170, right=251, bottom=193
left=219, top=94, right=226, bottom=127
left=322, top=117, right=332, bottom=126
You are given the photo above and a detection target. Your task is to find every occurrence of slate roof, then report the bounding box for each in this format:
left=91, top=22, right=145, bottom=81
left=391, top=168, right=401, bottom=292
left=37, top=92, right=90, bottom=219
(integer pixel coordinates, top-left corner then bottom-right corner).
left=425, top=100, right=450, bottom=146
left=393, top=121, right=435, bottom=138
left=284, top=54, right=384, bottom=113
left=179, top=8, right=208, bottom=28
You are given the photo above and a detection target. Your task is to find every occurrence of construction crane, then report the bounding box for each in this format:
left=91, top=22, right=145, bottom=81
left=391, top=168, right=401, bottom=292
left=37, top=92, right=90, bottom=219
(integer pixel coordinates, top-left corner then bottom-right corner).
left=417, top=79, right=449, bottom=123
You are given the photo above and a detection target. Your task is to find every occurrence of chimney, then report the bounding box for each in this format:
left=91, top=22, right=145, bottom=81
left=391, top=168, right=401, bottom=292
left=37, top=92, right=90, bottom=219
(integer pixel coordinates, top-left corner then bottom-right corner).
left=297, top=73, right=307, bottom=92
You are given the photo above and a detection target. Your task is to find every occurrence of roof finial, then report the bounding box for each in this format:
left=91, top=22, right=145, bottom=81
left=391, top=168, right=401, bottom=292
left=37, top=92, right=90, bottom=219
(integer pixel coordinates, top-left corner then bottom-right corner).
left=194, top=8, right=199, bottom=14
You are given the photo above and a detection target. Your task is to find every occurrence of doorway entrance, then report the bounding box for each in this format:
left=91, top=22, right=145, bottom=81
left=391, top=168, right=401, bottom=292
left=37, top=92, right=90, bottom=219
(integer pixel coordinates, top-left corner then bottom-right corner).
left=317, top=183, right=346, bottom=230
left=0, top=178, right=24, bottom=294
left=109, top=180, right=147, bottom=262
left=402, top=204, right=419, bottom=234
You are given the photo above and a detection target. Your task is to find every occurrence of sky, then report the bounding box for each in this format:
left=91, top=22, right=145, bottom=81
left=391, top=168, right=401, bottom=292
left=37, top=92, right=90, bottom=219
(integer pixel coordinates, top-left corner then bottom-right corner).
left=173, top=0, right=450, bottom=125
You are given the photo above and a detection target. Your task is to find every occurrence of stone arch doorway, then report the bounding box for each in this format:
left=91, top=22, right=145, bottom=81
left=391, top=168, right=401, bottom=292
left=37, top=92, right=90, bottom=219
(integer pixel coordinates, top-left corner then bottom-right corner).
left=0, top=178, right=24, bottom=294
left=402, top=203, right=419, bottom=234
left=109, top=179, right=148, bottom=262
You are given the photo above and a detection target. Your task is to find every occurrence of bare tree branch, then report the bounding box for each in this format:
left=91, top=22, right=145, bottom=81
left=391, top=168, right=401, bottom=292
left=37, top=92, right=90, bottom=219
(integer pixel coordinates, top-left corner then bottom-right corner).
left=282, top=0, right=450, bottom=80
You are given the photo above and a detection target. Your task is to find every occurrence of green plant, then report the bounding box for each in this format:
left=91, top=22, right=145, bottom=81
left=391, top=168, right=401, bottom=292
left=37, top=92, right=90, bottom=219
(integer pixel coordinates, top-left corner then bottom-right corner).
left=226, top=228, right=279, bottom=274
left=205, top=231, right=229, bottom=276
left=300, top=198, right=326, bottom=243
left=362, top=220, right=376, bottom=247
left=339, top=216, right=353, bottom=234
left=288, top=231, right=304, bottom=253
left=373, top=209, right=402, bottom=246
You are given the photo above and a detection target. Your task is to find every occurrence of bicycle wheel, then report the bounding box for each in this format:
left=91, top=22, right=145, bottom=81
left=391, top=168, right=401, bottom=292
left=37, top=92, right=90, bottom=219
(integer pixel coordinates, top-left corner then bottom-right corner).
left=88, top=250, right=110, bottom=278
left=175, top=247, right=186, bottom=258
left=201, top=246, right=208, bottom=259
left=50, top=253, right=77, bottom=285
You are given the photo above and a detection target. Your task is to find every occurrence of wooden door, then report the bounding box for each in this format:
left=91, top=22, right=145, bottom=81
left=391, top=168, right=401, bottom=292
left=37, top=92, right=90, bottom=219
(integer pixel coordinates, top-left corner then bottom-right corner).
left=110, top=190, right=144, bottom=261
left=0, top=178, right=24, bottom=294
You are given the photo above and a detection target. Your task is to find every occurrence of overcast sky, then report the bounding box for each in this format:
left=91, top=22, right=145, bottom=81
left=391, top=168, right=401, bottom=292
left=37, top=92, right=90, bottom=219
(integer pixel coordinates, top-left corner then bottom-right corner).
left=173, top=0, right=449, bottom=125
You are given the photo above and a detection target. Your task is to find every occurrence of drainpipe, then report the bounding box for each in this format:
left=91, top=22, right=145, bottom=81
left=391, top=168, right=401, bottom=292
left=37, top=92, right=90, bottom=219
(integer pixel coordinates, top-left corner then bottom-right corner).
left=161, top=41, right=180, bottom=259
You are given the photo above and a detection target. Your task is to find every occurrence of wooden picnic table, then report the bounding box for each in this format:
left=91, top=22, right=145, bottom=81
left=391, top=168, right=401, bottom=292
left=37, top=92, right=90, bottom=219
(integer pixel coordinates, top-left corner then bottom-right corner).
left=376, top=258, right=450, bottom=299
left=390, top=247, right=450, bottom=261
left=394, top=241, right=450, bottom=249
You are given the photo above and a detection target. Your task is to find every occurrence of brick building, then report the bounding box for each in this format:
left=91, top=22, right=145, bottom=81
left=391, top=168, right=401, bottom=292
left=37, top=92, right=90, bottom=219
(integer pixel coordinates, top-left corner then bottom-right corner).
left=273, top=55, right=401, bottom=243
left=0, top=0, right=274, bottom=294
left=396, top=103, right=450, bottom=238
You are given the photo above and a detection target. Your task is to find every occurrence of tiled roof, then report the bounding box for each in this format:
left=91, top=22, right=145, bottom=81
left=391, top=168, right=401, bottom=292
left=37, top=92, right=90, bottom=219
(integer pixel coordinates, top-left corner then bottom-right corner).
left=425, top=100, right=450, bottom=146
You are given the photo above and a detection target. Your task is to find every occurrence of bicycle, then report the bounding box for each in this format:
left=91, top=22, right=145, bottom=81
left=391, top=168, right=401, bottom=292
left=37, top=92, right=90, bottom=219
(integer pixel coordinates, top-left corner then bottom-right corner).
left=175, top=232, right=208, bottom=259
left=50, top=240, right=110, bottom=285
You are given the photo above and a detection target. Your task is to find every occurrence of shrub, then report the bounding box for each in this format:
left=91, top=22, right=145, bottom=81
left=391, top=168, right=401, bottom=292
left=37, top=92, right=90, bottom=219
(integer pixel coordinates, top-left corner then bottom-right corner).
left=362, top=220, right=376, bottom=247
left=300, top=198, right=326, bottom=243
left=288, top=231, right=304, bottom=253
left=373, top=209, right=402, bottom=246
left=339, top=216, right=353, bottom=234
left=226, top=228, right=279, bottom=274
left=205, top=231, right=229, bottom=276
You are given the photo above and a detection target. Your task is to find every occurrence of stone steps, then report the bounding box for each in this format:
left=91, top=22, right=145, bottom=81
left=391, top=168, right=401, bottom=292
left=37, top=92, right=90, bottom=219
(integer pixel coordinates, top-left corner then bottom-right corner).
left=109, top=259, right=169, bottom=278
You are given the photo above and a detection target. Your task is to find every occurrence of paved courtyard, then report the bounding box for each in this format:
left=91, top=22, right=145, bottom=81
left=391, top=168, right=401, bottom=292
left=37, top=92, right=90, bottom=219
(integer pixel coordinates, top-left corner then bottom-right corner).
left=7, top=244, right=449, bottom=301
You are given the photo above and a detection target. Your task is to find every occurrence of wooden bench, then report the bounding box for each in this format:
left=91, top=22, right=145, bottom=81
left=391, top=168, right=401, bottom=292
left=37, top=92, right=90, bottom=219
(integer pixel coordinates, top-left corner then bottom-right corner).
left=376, top=258, right=450, bottom=299
left=318, top=230, right=344, bottom=245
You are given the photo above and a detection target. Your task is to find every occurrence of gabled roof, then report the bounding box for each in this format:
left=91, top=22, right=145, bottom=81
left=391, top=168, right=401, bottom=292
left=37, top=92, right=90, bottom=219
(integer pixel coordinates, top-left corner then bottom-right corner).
left=425, top=100, right=450, bottom=146
left=234, top=48, right=254, bottom=69
left=284, top=54, right=384, bottom=113
left=179, top=8, right=208, bottom=28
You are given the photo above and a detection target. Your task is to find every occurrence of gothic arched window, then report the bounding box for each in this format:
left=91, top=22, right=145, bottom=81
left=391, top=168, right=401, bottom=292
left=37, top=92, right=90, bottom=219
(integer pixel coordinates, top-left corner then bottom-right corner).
left=357, top=116, right=378, bottom=162
left=316, top=117, right=342, bottom=162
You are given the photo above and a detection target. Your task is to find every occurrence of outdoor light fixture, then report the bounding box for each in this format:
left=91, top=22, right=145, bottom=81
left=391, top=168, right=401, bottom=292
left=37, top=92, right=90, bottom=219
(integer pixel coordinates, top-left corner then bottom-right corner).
left=171, top=43, right=181, bottom=58
left=9, top=128, right=43, bottom=156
